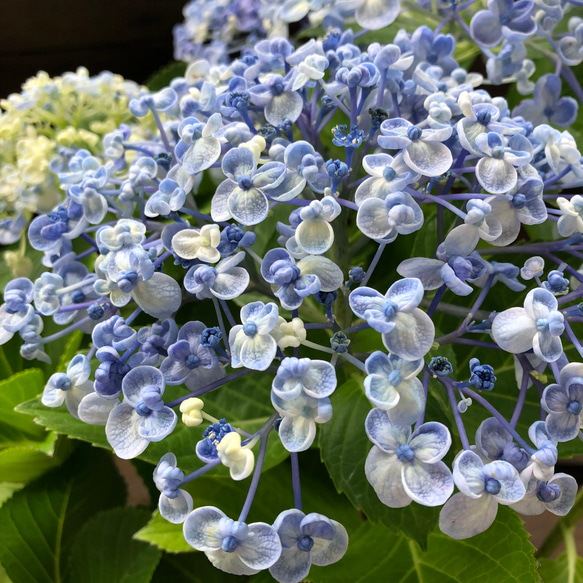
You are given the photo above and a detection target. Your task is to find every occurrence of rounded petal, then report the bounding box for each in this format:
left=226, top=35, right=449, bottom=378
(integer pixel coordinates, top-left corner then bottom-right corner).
left=310, top=519, right=348, bottom=566
left=365, top=407, right=410, bottom=452
left=237, top=523, right=282, bottom=570
left=297, top=256, right=343, bottom=291
left=240, top=334, right=277, bottom=371
left=382, top=309, right=435, bottom=361
left=355, top=0, right=400, bottom=29
left=265, top=91, right=303, bottom=126
left=386, top=278, right=424, bottom=312
left=545, top=411, right=580, bottom=442
left=182, top=137, right=221, bottom=174
left=228, top=187, right=269, bottom=226
left=365, top=446, right=411, bottom=508
left=138, top=407, right=177, bottom=442
left=402, top=460, right=454, bottom=506
left=105, top=402, right=148, bottom=460
left=295, top=219, right=334, bottom=255
left=183, top=506, right=225, bottom=550
left=133, top=273, right=182, bottom=319
left=476, top=158, right=517, bottom=194
left=470, top=10, right=503, bottom=47
left=439, top=492, right=498, bottom=539
left=123, top=365, right=164, bottom=403
left=78, top=392, right=117, bottom=425
left=212, top=268, right=250, bottom=300
left=365, top=374, right=400, bottom=410
left=404, top=141, right=452, bottom=177
left=453, top=450, right=486, bottom=498
left=546, top=473, right=578, bottom=516
left=279, top=414, right=316, bottom=452
left=491, top=307, right=536, bottom=353
left=159, top=490, right=194, bottom=524
left=409, top=422, right=451, bottom=463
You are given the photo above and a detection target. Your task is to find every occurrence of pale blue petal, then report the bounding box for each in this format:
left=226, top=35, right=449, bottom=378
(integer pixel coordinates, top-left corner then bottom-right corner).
left=476, top=157, right=517, bottom=194
left=212, top=268, right=250, bottom=300
left=183, top=506, right=225, bottom=550
left=483, top=461, right=525, bottom=504
left=545, top=411, right=580, bottom=442
left=402, top=460, right=454, bottom=506
left=123, top=365, right=164, bottom=404
left=309, top=519, right=348, bottom=566
left=453, top=450, right=486, bottom=498
left=269, top=547, right=311, bottom=583
left=365, top=351, right=392, bottom=376
left=409, top=422, right=451, bottom=463
left=238, top=523, right=282, bottom=570
left=491, top=307, right=537, bottom=354
left=302, top=361, right=337, bottom=398
left=42, top=385, right=65, bottom=407
left=228, top=187, right=269, bottom=226
left=404, top=141, right=452, bottom=177
left=253, top=162, right=287, bottom=189
left=382, top=309, right=435, bottom=361
left=388, top=378, right=426, bottom=427
left=355, top=0, right=400, bottom=29
left=349, top=287, right=385, bottom=319
left=222, top=147, right=256, bottom=182
left=206, top=549, right=259, bottom=576
left=67, top=354, right=91, bottom=385
left=365, top=446, right=411, bottom=508
left=240, top=334, right=277, bottom=371
left=132, top=273, right=182, bottom=319
left=296, top=220, right=335, bottom=255
left=365, top=374, right=400, bottom=410
left=439, top=492, right=498, bottom=539
left=297, top=256, right=343, bottom=291
left=138, top=407, right=177, bottom=442
left=365, top=408, right=410, bottom=452
left=533, top=331, right=563, bottom=363
left=279, top=415, right=316, bottom=452
left=78, top=392, right=117, bottom=425
left=386, top=278, right=424, bottom=312
left=105, top=402, right=148, bottom=459
left=265, top=91, right=303, bottom=126
left=397, top=258, right=444, bottom=290
left=475, top=417, right=512, bottom=461
left=546, top=474, right=578, bottom=516
left=159, top=490, right=193, bottom=524
left=182, top=138, right=221, bottom=174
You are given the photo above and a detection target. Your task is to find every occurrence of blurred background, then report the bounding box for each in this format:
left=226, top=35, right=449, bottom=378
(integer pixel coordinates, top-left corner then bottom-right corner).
left=0, top=0, right=186, bottom=96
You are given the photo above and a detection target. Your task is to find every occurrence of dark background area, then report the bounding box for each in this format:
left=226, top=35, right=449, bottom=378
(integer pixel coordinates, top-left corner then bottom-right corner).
left=0, top=0, right=188, bottom=97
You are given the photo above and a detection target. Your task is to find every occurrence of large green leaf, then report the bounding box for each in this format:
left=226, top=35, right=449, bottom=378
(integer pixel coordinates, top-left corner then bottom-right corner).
left=68, top=507, right=162, bottom=583
left=151, top=552, right=244, bottom=583
left=320, top=379, right=440, bottom=550
left=0, top=433, right=71, bottom=483
left=0, top=446, right=125, bottom=583
left=0, top=369, right=45, bottom=442
left=309, top=506, right=539, bottom=583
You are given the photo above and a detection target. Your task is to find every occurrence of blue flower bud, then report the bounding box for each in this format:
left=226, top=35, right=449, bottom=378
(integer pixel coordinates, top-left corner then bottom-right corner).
left=428, top=356, right=453, bottom=377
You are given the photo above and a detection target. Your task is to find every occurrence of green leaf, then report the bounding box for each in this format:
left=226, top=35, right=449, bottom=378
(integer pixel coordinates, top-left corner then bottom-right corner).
left=318, top=379, right=439, bottom=550
left=0, top=433, right=71, bottom=483
left=310, top=506, right=539, bottom=583
left=539, top=553, right=583, bottom=583
left=0, top=369, right=45, bottom=442
left=0, top=445, right=125, bottom=583
left=68, top=507, right=162, bottom=583
left=0, top=483, right=22, bottom=507
left=134, top=511, right=193, bottom=554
